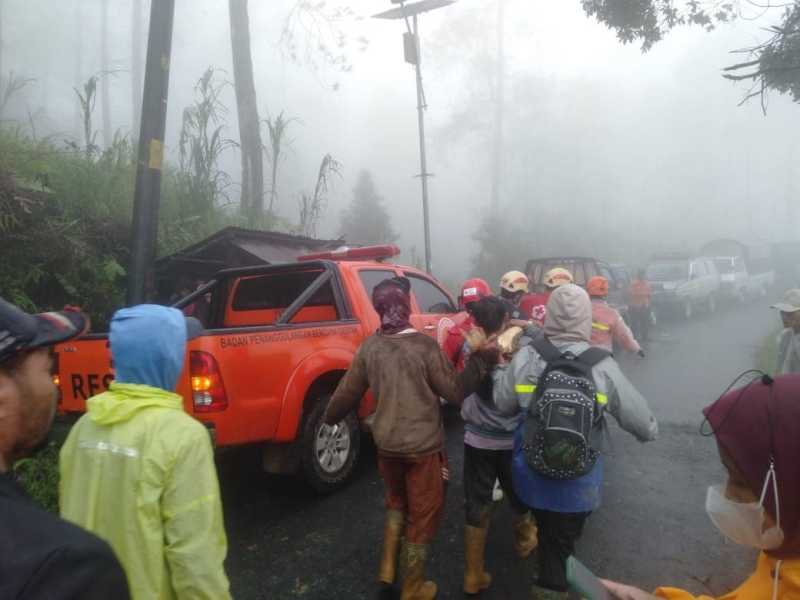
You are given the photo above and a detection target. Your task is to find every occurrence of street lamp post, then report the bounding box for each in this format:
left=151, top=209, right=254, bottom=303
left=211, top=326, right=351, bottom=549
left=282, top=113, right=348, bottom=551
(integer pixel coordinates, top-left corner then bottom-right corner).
left=374, top=0, right=455, bottom=274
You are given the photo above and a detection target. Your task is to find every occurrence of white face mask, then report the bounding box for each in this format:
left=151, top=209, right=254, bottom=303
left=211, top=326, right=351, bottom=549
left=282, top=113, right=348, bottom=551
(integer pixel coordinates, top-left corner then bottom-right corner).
left=705, top=462, right=784, bottom=550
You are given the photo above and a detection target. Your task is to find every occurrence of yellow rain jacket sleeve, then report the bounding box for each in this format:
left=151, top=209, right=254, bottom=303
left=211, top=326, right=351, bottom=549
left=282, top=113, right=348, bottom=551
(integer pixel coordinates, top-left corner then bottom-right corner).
left=60, top=383, right=231, bottom=600
left=655, top=553, right=800, bottom=600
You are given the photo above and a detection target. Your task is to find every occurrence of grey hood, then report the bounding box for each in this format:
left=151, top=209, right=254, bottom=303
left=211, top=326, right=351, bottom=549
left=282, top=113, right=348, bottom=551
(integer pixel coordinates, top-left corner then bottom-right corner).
left=544, top=284, right=592, bottom=343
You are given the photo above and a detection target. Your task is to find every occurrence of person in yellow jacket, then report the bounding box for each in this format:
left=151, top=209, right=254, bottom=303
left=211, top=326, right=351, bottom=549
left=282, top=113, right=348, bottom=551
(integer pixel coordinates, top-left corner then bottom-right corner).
left=59, top=305, right=230, bottom=600
left=603, top=373, right=800, bottom=600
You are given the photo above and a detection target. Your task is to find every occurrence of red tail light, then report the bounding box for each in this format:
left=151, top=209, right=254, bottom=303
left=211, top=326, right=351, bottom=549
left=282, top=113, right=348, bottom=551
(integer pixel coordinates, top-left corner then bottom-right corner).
left=52, top=351, right=62, bottom=408
left=190, top=351, right=228, bottom=413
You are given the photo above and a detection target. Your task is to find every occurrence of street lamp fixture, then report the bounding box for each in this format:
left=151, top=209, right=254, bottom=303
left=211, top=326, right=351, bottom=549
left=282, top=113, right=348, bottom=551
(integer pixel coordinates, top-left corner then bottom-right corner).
left=374, top=0, right=455, bottom=274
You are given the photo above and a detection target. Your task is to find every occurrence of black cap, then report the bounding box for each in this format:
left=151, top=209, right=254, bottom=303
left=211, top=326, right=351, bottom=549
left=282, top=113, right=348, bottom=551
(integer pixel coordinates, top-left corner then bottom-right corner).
left=0, top=297, right=88, bottom=364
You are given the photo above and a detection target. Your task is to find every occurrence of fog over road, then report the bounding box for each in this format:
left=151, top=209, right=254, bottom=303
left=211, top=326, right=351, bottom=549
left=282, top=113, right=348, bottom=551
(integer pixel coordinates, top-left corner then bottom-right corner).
left=220, top=301, right=774, bottom=599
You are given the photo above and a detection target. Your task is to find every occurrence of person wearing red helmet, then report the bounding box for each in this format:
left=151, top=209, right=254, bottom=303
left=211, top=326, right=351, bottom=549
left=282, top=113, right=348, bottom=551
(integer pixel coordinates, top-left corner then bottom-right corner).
left=443, top=279, right=493, bottom=372
left=587, top=276, right=644, bottom=357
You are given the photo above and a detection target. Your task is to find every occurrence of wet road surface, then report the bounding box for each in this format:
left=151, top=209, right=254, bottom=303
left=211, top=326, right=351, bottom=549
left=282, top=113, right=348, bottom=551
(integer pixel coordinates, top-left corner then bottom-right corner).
left=220, top=300, right=775, bottom=599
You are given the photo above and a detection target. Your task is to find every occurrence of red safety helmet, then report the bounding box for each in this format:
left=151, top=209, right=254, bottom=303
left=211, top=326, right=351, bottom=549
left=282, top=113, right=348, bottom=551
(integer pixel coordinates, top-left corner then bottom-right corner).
left=460, top=278, right=492, bottom=307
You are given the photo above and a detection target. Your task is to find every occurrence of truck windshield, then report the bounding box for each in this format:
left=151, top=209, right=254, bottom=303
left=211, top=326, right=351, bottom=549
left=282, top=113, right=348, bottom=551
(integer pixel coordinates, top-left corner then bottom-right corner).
left=713, top=258, right=735, bottom=274
left=646, top=262, right=687, bottom=282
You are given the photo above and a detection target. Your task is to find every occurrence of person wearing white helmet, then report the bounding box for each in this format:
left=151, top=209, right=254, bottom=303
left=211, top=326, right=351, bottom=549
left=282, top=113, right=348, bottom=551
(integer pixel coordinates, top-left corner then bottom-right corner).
left=521, top=268, right=574, bottom=326
left=499, top=271, right=530, bottom=322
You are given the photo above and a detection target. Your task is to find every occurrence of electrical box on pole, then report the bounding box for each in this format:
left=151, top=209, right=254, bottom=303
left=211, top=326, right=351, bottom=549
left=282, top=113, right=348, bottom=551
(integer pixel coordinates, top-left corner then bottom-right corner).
left=403, top=32, right=418, bottom=65
left=127, top=0, right=176, bottom=306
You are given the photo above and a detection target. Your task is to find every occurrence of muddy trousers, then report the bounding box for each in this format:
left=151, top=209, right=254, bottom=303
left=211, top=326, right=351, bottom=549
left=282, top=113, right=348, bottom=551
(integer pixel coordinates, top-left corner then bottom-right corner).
left=463, top=444, right=528, bottom=526
left=531, top=509, right=590, bottom=592
left=378, top=452, right=447, bottom=543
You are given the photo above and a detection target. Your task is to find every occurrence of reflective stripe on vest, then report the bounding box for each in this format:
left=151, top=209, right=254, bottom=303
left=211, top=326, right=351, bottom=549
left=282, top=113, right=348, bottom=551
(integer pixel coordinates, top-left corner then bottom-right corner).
left=592, top=321, right=610, bottom=331
left=515, top=384, right=536, bottom=394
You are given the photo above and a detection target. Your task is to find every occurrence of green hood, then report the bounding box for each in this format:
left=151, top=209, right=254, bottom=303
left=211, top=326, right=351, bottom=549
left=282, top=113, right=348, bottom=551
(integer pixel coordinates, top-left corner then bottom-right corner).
left=87, top=382, right=184, bottom=425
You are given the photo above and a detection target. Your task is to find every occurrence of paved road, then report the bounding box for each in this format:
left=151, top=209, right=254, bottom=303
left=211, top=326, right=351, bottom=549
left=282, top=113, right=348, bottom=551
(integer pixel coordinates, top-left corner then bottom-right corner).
left=220, top=301, right=776, bottom=600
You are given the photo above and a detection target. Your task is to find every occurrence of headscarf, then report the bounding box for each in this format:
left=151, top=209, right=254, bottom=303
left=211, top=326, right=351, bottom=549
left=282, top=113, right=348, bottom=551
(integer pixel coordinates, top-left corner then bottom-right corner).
left=704, top=373, right=800, bottom=559
left=372, top=277, right=412, bottom=335
left=543, top=284, right=592, bottom=343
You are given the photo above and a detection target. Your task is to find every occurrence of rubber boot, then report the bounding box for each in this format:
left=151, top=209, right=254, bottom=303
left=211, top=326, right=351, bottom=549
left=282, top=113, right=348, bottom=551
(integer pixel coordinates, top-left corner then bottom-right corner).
left=378, top=509, right=405, bottom=585
left=463, top=519, right=492, bottom=594
left=512, top=513, right=538, bottom=559
left=399, top=542, right=437, bottom=600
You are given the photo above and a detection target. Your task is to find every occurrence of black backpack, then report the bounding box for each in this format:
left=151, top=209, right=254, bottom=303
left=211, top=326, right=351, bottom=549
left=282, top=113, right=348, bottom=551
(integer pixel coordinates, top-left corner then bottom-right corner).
left=521, top=336, right=610, bottom=480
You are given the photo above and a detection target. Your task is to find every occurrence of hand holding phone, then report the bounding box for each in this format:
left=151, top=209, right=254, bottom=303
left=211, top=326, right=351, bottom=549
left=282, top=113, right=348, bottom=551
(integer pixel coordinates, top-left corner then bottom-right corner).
left=566, top=556, right=611, bottom=600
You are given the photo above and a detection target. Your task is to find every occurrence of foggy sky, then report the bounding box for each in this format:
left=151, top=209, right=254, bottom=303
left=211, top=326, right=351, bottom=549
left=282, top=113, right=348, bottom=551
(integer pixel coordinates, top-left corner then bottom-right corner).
left=3, top=0, right=799, bottom=284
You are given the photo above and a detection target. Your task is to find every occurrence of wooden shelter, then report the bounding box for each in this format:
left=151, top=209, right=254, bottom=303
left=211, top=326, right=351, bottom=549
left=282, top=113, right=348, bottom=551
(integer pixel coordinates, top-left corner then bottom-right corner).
left=154, top=227, right=344, bottom=300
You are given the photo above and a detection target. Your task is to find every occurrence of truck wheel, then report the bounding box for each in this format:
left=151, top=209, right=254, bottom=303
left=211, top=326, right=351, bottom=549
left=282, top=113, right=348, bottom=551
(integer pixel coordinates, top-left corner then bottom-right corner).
left=300, top=396, right=360, bottom=494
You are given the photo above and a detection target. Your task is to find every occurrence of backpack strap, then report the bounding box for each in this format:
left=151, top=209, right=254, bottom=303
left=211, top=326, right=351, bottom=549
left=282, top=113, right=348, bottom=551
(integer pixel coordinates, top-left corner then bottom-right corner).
left=576, top=347, right=610, bottom=368
left=532, top=334, right=563, bottom=363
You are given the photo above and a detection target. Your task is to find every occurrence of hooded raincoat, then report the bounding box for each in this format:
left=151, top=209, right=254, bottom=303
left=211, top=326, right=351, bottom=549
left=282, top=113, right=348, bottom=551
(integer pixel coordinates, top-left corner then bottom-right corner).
left=59, top=305, right=230, bottom=600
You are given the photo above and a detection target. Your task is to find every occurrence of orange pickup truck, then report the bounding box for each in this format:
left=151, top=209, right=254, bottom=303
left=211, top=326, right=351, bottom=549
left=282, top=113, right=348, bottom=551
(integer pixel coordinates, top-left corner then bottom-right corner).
left=54, top=245, right=459, bottom=492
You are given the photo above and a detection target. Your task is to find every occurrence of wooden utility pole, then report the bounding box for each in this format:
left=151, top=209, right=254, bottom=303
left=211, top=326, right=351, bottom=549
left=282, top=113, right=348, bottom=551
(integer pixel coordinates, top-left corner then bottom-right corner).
left=127, top=0, right=175, bottom=305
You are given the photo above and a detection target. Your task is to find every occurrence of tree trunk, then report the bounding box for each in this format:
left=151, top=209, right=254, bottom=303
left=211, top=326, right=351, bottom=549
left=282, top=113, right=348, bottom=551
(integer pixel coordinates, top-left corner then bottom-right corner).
left=229, top=0, right=264, bottom=216
left=101, top=0, right=112, bottom=148
left=490, top=0, right=505, bottom=212
left=131, top=0, right=143, bottom=137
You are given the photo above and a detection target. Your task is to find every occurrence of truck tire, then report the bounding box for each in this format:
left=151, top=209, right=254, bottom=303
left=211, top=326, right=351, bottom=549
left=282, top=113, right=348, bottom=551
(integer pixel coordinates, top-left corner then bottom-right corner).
left=300, top=396, right=360, bottom=494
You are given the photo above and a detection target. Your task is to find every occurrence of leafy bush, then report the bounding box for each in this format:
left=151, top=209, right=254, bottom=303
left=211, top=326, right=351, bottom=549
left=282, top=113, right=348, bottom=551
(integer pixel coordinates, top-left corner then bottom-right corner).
left=0, top=122, right=285, bottom=328
left=13, top=442, right=61, bottom=513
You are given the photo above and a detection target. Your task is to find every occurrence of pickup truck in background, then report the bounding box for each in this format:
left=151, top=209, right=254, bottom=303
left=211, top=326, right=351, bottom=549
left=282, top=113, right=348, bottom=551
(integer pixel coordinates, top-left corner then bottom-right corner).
left=525, top=256, right=630, bottom=319
left=700, top=239, right=775, bottom=302
left=646, top=254, right=720, bottom=319
left=54, top=245, right=459, bottom=492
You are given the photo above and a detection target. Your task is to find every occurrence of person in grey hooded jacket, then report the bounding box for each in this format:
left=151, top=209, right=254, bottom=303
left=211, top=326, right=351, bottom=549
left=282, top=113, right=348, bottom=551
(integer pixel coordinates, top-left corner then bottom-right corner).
left=493, top=284, right=658, bottom=599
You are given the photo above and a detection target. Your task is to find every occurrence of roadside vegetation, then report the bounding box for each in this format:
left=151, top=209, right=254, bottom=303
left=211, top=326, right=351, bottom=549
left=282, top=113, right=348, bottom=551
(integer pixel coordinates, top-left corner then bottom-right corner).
left=0, top=68, right=348, bottom=328
left=13, top=442, right=61, bottom=513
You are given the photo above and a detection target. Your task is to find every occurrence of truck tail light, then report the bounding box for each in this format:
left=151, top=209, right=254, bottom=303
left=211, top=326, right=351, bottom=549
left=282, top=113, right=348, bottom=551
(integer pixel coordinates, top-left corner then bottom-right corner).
left=52, top=351, right=62, bottom=408
left=190, top=351, right=228, bottom=413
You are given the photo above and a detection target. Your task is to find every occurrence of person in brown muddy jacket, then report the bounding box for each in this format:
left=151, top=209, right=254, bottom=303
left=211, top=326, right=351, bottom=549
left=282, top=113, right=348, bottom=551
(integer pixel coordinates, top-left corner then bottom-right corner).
left=324, top=276, right=495, bottom=600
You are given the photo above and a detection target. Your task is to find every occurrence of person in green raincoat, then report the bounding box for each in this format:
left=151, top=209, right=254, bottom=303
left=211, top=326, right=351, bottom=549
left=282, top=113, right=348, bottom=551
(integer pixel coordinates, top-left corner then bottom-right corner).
left=59, top=305, right=230, bottom=600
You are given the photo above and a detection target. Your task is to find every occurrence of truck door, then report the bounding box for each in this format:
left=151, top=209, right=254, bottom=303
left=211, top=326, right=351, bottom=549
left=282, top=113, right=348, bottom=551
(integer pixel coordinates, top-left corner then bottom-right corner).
left=403, top=273, right=458, bottom=342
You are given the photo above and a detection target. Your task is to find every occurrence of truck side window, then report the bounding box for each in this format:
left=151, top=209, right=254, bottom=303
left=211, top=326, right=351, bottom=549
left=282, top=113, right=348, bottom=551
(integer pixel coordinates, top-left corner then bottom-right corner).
left=404, top=274, right=456, bottom=314
left=230, top=270, right=339, bottom=325
left=358, top=270, right=397, bottom=300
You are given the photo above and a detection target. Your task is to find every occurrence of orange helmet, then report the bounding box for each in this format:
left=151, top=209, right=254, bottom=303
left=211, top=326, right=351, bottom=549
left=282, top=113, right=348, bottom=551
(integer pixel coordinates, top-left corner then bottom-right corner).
left=587, top=276, right=609, bottom=298
left=500, top=271, right=529, bottom=294
left=544, top=267, right=574, bottom=289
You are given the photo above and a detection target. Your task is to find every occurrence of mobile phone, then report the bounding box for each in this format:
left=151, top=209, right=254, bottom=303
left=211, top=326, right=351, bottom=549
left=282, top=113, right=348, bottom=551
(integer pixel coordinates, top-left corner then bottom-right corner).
left=566, top=556, right=611, bottom=600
